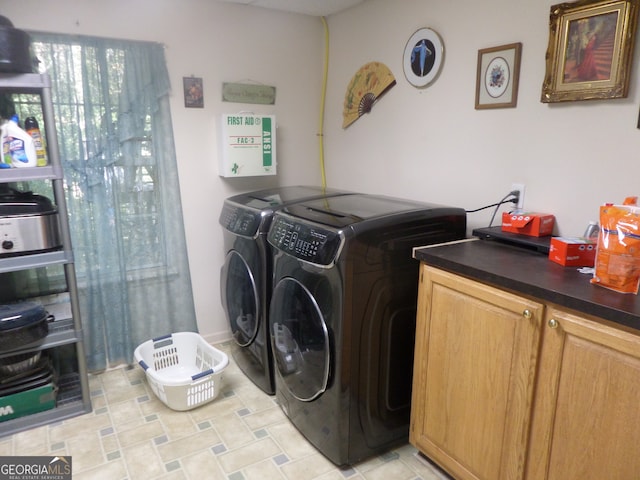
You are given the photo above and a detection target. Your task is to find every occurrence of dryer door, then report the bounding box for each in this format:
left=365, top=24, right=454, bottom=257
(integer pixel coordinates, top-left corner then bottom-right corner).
left=221, top=250, right=260, bottom=347
left=270, top=277, right=330, bottom=401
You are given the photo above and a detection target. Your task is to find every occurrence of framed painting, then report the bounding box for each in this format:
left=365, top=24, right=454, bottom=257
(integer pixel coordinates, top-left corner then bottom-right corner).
left=541, top=0, right=639, bottom=103
left=475, top=43, right=522, bottom=109
left=183, top=76, right=204, bottom=108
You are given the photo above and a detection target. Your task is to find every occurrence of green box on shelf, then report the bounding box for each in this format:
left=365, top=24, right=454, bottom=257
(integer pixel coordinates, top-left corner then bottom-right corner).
left=0, top=383, right=56, bottom=422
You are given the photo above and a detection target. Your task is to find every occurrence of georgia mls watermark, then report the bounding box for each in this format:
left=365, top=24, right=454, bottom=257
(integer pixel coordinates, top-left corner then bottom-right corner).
left=0, top=456, right=71, bottom=480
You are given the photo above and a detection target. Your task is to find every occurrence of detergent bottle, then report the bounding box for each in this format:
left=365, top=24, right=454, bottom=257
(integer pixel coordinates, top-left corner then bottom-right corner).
left=4, top=115, right=37, bottom=167
left=24, top=116, right=48, bottom=166
left=0, top=120, right=11, bottom=168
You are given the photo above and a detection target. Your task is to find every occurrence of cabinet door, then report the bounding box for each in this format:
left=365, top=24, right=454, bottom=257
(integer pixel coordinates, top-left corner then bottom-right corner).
left=410, top=265, right=544, bottom=480
left=526, top=307, right=640, bottom=480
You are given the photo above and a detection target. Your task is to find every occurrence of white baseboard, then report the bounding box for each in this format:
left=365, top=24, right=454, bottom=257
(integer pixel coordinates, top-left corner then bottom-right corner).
left=201, top=329, right=232, bottom=345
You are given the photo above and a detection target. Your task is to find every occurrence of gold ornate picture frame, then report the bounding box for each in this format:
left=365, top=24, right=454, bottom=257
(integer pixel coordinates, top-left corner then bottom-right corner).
left=541, top=0, right=639, bottom=103
left=475, top=43, right=522, bottom=109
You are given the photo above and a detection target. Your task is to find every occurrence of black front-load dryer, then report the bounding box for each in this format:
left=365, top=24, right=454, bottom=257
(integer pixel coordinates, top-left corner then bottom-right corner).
left=267, top=194, right=466, bottom=465
left=219, top=186, right=352, bottom=394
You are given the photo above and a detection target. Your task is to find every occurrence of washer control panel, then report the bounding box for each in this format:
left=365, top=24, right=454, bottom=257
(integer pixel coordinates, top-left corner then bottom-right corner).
left=268, top=214, right=342, bottom=266
left=219, top=203, right=263, bottom=237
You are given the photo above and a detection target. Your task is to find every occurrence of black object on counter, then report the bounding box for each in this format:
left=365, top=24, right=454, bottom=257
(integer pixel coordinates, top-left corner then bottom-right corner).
left=472, top=225, right=552, bottom=254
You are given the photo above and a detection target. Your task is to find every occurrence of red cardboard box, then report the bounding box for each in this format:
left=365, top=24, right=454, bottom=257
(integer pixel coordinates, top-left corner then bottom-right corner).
left=501, top=212, right=555, bottom=237
left=548, top=237, right=597, bottom=267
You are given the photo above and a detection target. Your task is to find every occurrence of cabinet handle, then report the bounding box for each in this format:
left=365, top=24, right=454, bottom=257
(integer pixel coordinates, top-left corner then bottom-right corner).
left=522, top=309, right=532, bottom=319
left=548, top=318, right=558, bottom=329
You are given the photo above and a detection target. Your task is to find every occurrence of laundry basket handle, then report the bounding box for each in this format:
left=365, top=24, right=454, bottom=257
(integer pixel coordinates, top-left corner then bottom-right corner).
left=152, top=333, right=174, bottom=349
left=192, top=369, right=215, bottom=381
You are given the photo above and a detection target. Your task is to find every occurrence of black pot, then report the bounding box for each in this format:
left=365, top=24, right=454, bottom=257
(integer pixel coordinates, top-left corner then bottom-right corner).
left=0, top=350, right=41, bottom=376
left=0, top=358, right=55, bottom=396
left=0, top=16, right=34, bottom=74
left=0, top=302, right=50, bottom=352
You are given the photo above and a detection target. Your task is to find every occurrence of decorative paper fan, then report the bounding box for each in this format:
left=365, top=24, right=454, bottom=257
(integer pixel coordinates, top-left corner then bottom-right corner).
left=342, top=62, right=396, bottom=128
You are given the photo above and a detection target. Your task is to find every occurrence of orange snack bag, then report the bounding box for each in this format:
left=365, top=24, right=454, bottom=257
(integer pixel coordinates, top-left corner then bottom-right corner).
left=591, top=196, right=640, bottom=294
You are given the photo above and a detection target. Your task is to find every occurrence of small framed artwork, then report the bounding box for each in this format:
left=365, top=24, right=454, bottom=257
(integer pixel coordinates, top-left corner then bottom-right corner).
left=403, top=28, right=444, bottom=88
left=475, top=43, right=522, bottom=109
left=541, top=0, right=639, bottom=103
left=183, top=76, right=204, bottom=108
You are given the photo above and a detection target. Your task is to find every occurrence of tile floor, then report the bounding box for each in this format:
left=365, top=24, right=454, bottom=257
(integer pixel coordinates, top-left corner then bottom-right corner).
left=0, top=341, right=452, bottom=480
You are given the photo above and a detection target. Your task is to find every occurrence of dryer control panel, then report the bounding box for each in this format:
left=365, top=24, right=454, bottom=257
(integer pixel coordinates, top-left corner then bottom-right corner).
left=268, top=214, right=342, bottom=266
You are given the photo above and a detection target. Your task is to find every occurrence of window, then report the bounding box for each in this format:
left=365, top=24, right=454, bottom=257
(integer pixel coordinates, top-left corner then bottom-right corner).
left=3, top=33, right=198, bottom=370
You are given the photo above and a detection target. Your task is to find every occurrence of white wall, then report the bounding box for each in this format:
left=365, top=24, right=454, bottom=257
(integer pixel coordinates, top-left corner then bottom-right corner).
left=324, top=0, right=640, bottom=237
left=3, top=0, right=325, bottom=342
left=4, top=0, right=640, bottom=342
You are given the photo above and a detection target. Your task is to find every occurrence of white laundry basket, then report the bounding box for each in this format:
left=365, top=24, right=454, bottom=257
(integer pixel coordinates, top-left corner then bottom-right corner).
left=134, top=332, right=229, bottom=411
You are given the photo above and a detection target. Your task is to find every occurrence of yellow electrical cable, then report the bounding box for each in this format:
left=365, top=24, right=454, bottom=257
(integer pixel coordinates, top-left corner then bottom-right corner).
left=318, top=16, right=329, bottom=190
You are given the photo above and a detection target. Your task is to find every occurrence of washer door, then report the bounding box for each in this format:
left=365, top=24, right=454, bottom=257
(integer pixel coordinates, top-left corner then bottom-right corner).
left=270, top=277, right=330, bottom=401
left=221, top=250, right=259, bottom=347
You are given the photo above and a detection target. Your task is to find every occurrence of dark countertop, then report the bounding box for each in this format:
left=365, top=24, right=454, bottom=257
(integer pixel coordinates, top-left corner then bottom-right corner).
left=413, top=238, right=640, bottom=332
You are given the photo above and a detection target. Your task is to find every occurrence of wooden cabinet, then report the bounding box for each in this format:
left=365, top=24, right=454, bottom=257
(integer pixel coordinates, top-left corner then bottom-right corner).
left=526, top=307, right=640, bottom=480
left=411, top=263, right=640, bottom=480
left=410, top=265, right=544, bottom=480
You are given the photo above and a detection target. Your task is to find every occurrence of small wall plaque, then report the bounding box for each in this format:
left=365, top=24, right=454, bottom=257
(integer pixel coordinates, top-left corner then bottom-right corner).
left=222, top=83, right=276, bottom=105
left=183, top=77, right=204, bottom=108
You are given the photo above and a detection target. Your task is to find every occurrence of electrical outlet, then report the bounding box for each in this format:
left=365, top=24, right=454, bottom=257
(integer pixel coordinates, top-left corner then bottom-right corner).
left=511, top=183, right=525, bottom=210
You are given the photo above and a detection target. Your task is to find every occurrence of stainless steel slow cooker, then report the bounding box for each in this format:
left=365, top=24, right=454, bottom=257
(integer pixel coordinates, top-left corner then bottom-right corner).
left=0, top=190, right=61, bottom=256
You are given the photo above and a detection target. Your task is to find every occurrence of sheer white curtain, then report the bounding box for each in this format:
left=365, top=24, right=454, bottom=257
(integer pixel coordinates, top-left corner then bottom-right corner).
left=26, top=33, right=198, bottom=371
